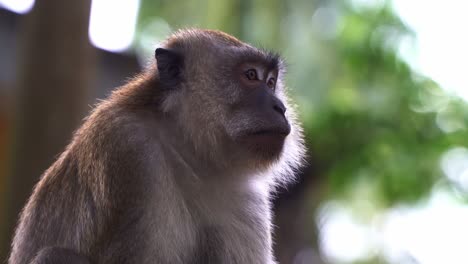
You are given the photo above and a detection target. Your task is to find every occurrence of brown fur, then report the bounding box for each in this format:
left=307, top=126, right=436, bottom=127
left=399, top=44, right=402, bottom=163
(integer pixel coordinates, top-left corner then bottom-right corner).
left=9, top=29, right=305, bottom=264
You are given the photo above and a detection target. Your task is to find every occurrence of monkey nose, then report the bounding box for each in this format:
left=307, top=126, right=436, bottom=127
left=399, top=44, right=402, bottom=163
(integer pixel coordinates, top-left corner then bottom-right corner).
left=272, top=98, right=286, bottom=116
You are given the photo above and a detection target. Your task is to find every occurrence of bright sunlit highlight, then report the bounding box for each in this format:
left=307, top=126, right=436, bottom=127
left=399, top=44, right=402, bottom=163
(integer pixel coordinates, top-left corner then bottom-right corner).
left=318, top=202, right=376, bottom=263
left=440, top=147, right=468, bottom=191
left=382, top=191, right=468, bottom=264
left=0, top=0, right=34, bottom=14
left=89, top=0, right=140, bottom=52
left=393, top=0, right=468, bottom=101
left=318, top=189, right=468, bottom=264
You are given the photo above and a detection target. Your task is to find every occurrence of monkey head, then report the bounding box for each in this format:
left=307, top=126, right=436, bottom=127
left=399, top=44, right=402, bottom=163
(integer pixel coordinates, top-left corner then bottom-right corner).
left=155, top=29, right=305, bottom=180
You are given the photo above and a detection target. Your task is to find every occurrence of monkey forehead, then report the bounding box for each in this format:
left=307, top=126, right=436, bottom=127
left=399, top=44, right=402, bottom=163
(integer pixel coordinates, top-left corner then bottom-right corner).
left=234, top=47, right=282, bottom=71
left=164, top=28, right=245, bottom=48
left=162, top=28, right=285, bottom=71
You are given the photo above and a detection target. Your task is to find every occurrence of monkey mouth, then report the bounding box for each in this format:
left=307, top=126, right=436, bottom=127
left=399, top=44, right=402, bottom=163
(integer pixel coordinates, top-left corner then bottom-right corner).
left=238, top=127, right=290, bottom=158
left=247, top=124, right=291, bottom=138
left=244, top=130, right=288, bottom=145
left=249, top=129, right=289, bottom=137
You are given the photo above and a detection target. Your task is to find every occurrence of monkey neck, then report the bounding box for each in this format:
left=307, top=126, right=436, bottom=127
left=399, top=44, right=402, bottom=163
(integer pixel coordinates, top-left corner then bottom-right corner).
left=158, top=116, right=227, bottom=175
left=156, top=115, right=266, bottom=190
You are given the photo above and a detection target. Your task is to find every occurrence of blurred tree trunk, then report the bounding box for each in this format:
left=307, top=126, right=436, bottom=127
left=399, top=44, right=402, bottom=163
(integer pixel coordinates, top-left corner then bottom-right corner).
left=274, top=162, right=328, bottom=264
left=0, top=0, right=94, bottom=259
left=0, top=88, right=11, bottom=262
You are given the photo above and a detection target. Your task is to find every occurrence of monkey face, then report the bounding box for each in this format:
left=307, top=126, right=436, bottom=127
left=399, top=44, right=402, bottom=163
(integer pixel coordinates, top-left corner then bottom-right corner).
left=155, top=30, right=299, bottom=168
left=223, top=61, right=291, bottom=162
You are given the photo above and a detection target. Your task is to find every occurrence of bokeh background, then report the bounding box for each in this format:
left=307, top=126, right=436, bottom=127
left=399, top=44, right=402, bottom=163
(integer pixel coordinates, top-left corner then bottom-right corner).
left=1, top=0, right=468, bottom=263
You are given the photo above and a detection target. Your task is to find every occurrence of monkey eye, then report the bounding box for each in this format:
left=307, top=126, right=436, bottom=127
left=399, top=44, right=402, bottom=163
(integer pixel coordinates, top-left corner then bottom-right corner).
left=267, top=78, right=276, bottom=89
left=244, top=69, right=258, bottom=81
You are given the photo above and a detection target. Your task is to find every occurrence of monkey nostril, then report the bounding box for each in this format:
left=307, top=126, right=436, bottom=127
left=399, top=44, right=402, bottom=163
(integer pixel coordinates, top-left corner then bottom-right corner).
left=273, top=103, right=286, bottom=116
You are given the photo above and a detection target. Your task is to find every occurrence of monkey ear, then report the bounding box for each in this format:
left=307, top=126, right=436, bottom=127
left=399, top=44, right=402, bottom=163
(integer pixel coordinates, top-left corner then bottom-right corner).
left=155, top=48, right=183, bottom=84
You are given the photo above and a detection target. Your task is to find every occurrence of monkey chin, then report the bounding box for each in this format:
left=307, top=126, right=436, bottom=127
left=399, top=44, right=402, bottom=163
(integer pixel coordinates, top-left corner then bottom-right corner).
left=239, top=132, right=287, bottom=163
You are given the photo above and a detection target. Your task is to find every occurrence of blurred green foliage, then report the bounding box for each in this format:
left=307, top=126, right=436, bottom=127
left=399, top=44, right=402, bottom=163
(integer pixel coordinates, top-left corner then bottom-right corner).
left=135, top=0, right=468, bottom=206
